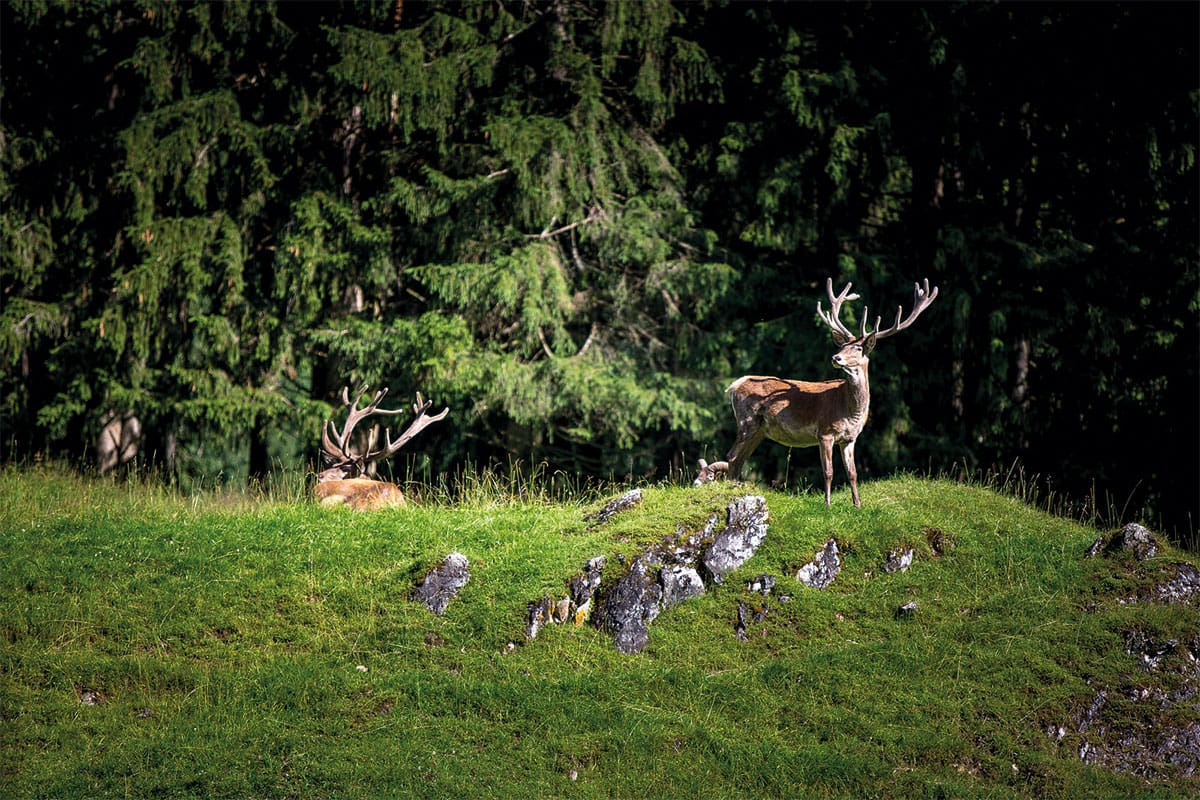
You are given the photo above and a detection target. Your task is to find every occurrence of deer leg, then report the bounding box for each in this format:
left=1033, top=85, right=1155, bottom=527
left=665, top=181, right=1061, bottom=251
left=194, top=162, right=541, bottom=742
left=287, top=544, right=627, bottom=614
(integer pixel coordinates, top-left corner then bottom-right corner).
left=819, top=436, right=835, bottom=506
left=724, top=421, right=766, bottom=480
left=695, top=422, right=765, bottom=486
left=840, top=440, right=860, bottom=508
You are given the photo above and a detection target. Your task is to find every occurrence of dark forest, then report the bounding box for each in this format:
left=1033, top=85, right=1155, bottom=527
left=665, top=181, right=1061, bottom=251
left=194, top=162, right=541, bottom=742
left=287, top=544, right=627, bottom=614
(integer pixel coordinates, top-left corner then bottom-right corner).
left=2, top=1, right=1196, bottom=541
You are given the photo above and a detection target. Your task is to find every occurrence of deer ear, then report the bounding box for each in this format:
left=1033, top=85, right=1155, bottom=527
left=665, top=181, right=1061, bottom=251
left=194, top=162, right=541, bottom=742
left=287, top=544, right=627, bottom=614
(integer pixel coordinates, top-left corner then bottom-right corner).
left=862, top=332, right=878, bottom=354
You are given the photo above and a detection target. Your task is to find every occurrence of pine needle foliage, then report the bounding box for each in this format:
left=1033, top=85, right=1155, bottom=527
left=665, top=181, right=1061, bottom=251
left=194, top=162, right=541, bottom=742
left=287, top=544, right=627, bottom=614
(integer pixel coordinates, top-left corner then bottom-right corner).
left=1, top=1, right=1194, bottom=540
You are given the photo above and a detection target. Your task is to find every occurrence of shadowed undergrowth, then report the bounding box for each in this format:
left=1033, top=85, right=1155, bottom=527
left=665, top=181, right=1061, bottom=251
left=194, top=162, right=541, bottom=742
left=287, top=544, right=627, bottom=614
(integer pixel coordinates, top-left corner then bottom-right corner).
left=1, top=466, right=1196, bottom=799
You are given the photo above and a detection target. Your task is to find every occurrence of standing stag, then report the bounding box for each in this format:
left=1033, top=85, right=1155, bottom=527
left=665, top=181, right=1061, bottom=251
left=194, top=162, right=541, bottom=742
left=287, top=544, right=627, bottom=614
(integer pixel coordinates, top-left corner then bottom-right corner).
left=315, top=384, right=448, bottom=510
left=695, top=277, right=938, bottom=507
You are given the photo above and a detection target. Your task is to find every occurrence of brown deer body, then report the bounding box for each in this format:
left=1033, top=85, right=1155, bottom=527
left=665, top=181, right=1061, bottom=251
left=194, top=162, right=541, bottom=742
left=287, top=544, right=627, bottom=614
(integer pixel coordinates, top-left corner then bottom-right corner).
left=315, top=478, right=408, bottom=510
left=315, top=385, right=448, bottom=510
left=695, top=278, right=937, bottom=507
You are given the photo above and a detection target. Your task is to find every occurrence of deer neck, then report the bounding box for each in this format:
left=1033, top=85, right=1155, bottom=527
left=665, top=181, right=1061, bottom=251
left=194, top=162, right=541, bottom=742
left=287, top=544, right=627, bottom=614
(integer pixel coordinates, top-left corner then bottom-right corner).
left=841, top=361, right=871, bottom=423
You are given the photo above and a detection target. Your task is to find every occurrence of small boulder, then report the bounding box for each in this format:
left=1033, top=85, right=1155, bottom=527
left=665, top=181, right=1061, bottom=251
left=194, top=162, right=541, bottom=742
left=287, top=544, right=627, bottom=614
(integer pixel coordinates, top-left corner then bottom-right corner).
left=702, top=495, right=769, bottom=584
left=586, top=488, right=643, bottom=525
left=553, top=597, right=573, bottom=623
left=1147, top=563, right=1200, bottom=606
left=596, top=557, right=662, bottom=655
left=797, top=538, right=841, bottom=589
left=747, top=574, right=776, bottom=596
left=1092, top=522, right=1159, bottom=561
left=414, top=553, right=470, bottom=615
left=524, top=597, right=553, bottom=639
left=569, top=556, right=606, bottom=607
left=660, top=565, right=705, bottom=609
left=1124, top=562, right=1200, bottom=607
left=735, top=602, right=751, bottom=641
left=884, top=547, right=915, bottom=574
left=531, top=494, right=773, bottom=654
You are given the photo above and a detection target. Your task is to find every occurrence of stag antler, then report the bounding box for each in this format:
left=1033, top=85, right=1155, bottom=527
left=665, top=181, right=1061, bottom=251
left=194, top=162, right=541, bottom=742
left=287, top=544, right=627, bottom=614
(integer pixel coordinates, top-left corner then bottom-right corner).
left=816, top=279, right=861, bottom=344
left=365, top=392, right=449, bottom=462
left=867, top=278, right=939, bottom=342
left=816, top=277, right=939, bottom=344
left=321, top=384, right=405, bottom=463
left=320, top=385, right=448, bottom=474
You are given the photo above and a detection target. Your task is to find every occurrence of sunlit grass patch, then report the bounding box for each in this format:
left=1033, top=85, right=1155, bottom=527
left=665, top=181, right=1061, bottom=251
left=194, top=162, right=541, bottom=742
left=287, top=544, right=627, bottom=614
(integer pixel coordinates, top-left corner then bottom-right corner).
left=2, top=467, right=1196, bottom=799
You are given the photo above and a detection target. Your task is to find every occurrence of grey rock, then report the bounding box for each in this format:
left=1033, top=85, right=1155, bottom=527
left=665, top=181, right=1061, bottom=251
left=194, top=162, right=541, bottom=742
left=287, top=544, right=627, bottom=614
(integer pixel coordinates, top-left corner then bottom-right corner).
left=797, top=538, right=841, bottom=589
left=596, top=557, right=662, bottom=655
left=702, top=495, right=769, bottom=585
left=1145, top=563, right=1200, bottom=606
left=735, top=601, right=772, bottom=642
left=659, top=565, right=705, bottom=609
left=534, top=494, right=772, bottom=654
left=735, top=602, right=751, bottom=641
left=586, top=488, right=643, bottom=525
left=414, top=552, right=470, bottom=615
left=1099, top=522, right=1159, bottom=561
left=553, top=597, right=573, bottom=623
left=747, top=573, right=776, bottom=596
left=1119, top=562, right=1200, bottom=607
left=1073, top=691, right=1200, bottom=779
left=527, top=556, right=610, bottom=639
left=1125, top=629, right=1179, bottom=671
left=884, top=548, right=915, bottom=574
left=569, top=556, right=606, bottom=607
left=1058, top=632, right=1200, bottom=780
left=653, top=516, right=719, bottom=569
left=525, top=596, right=553, bottom=639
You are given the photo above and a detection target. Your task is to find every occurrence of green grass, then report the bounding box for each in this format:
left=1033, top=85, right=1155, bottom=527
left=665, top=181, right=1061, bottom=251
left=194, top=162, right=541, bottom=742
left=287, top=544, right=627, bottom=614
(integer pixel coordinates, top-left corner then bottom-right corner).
left=2, top=465, right=1197, bottom=799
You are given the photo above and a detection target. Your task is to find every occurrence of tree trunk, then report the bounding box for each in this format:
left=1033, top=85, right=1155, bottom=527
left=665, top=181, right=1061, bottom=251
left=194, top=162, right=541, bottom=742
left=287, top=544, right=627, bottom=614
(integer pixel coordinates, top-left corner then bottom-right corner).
left=248, top=420, right=270, bottom=489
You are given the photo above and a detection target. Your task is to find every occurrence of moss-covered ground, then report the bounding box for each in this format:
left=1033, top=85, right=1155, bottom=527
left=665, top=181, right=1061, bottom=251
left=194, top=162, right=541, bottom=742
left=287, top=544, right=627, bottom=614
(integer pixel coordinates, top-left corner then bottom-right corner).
left=2, top=467, right=1196, bottom=799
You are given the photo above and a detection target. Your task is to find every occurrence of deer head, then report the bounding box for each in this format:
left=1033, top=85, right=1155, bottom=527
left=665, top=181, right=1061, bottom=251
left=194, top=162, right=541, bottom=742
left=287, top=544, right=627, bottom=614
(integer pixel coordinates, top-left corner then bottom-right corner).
left=318, top=384, right=449, bottom=483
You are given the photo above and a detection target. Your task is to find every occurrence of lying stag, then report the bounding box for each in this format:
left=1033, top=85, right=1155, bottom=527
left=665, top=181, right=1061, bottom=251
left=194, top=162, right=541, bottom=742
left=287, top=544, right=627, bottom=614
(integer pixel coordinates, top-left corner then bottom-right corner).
left=316, top=385, right=448, bottom=510
left=695, top=277, right=938, bottom=507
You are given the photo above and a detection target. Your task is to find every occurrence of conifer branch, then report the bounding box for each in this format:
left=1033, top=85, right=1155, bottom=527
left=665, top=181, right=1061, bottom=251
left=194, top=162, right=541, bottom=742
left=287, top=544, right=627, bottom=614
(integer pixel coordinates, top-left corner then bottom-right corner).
left=576, top=322, right=598, bottom=357
left=537, top=326, right=555, bottom=359
left=527, top=206, right=605, bottom=240
left=569, top=230, right=587, bottom=273
left=498, top=18, right=542, bottom=47
left=193, top=140, right=213, bottom=170
left=537, top=322, right=599, bottom=359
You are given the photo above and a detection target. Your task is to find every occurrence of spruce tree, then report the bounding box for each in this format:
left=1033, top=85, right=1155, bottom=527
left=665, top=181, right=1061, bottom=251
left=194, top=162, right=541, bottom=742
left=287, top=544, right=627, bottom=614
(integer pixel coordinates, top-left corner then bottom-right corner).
left=286, top=0, right=732, bottom=477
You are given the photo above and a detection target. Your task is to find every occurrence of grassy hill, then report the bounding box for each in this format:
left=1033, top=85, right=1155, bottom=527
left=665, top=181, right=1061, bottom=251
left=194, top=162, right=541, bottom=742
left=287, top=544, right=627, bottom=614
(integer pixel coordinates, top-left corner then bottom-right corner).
left=2, top=467, right=1197, bottom=799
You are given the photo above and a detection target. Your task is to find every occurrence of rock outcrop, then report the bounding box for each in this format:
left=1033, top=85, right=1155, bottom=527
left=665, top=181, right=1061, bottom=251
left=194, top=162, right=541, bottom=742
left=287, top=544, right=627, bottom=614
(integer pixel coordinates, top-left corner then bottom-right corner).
left=585, top=488, right=643, bottom=526
left=527, top=493, right=770, bottom=654
left=1086, top=522, right=1159, bottom=561
left=1059, top=633, right=1200, bottom=780
left=1058, top=522, right=1200, bottom=780
left=796, top=538, right=841, bottom=589
left=414, top=553, right=471, bottom=615
left=702, top=495, right=770, bottom=585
